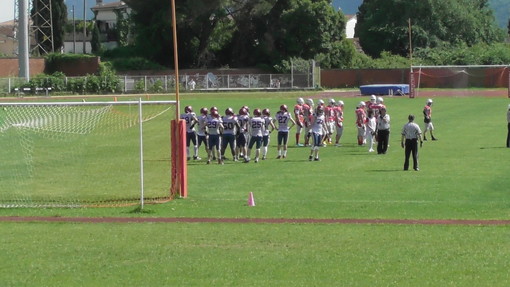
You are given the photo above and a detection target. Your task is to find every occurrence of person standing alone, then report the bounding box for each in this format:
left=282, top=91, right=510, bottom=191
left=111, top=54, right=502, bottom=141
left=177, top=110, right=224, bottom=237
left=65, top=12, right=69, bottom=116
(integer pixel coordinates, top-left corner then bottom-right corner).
left=401, top=114, right=423, bottom=171
left=423, top=99, right=437, bottom=141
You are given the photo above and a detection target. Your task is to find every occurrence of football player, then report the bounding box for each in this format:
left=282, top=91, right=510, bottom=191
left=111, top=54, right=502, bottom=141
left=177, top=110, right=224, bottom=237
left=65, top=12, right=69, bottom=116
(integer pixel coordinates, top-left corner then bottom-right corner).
left=355, top=101, right=367, bottom=146
left=206, top=109, right=224, bottom=164
left=196, top=107, right=210, bottom=159
left=334, top=100, right=345, bottom=147
left=221, top=107, right=240, bottom=161
left=275, top=104, right=296, bottom=159
left=244, top=108, right=266, bottom=163
left=294, top=98, right=305, bottom=146
left=236, top=107, right=249, bottom=161
left=309, top=105, right=327, bottom=161
left=262, top=108, right=276, bottom=160
left=180, top=105, right=199, bottom=160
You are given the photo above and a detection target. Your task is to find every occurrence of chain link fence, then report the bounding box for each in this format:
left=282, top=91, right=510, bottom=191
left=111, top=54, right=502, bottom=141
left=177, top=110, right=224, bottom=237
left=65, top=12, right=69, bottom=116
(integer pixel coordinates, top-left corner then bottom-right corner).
left=1, top=70, right=318, bottom=96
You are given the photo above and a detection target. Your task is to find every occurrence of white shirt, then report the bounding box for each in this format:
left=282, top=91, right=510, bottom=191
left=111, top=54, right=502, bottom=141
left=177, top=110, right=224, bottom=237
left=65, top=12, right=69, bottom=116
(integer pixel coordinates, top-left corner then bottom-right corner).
left=377, top=114, right=390, bottom=130
left=276, top=111, right=292, bottom=132
left=311, top=114, right=325, bottom=135
left=401, top=122, right=422, bottom=140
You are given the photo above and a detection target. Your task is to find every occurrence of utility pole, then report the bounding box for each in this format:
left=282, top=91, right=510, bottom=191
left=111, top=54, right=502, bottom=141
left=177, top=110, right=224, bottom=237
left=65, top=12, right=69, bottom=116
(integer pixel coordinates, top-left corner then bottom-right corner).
left=83, top=0, right=86, bottom=54
left=73, top=5, right=76, bottom=53
left=18, top=0, right=30, bottom=80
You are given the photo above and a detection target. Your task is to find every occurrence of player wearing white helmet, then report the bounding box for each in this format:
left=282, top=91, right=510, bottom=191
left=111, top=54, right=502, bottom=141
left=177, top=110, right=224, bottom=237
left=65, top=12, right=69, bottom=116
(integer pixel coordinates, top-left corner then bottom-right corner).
left=423, top=99, right=437, bottom=141
left=334, top=100, right=344, bottom=146
left=294, top=98, right=305, bottom=146
left=324, top=99, right=336, bottom=145
left=221, top=108, right=240, bottom=161
left=180, top=106, right=200, bottom=160
left=355, top=101, right=367, bottom=146
left=308, top=105, right=327, bottom=161
left=262, top=108, right=276, bottom=160
left=275, top=104, right=296, bottom=159
left=244, top=109, right=266, bottom=163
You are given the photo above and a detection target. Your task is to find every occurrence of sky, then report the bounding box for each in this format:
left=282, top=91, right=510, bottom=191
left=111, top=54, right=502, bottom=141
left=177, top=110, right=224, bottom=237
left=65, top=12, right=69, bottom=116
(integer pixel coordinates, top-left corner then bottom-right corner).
left=0, top=0, right=15, bottom=23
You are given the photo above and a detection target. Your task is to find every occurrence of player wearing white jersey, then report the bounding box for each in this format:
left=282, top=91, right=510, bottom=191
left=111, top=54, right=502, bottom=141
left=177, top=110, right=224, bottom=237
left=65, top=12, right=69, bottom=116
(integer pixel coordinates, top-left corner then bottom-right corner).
left=196, top=107, right=210, bottom=159
left=180, top=105, right=200, bottom=160
left=324, top=99, right=336, bottom=145
left=236, top=107, right=249, bottom=161
left=262, top=108, right=276, bottom=160
left=221, top=107, right=240, bottom=161
left=275, top=104, right=296, bottom=159
left=245, top=109, right=266, bottom=163
left=309, top=105, right=327, bottom=161
left=206, top=110, right=224, bottom=164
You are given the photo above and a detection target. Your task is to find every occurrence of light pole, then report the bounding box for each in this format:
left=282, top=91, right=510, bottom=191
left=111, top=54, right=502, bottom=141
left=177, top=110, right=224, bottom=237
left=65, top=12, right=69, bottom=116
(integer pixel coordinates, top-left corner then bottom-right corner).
left=72, top=5, right=76, bottom=53
left=83, top=0, right=86, bottom=54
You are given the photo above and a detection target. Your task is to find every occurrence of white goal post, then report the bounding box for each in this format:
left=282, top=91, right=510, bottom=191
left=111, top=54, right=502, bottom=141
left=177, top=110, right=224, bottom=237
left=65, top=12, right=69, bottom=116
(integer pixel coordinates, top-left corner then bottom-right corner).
left=409, top=65, right=510, bottom=98
left=0, top=99, right=185, bottom=208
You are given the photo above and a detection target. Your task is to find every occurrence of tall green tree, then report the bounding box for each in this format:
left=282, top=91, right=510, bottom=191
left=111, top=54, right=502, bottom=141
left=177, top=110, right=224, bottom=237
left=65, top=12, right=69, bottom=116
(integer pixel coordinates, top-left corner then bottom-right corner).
left=32, top=0, right=67, bottom=54
left=355, top=0, right=505, bottom=58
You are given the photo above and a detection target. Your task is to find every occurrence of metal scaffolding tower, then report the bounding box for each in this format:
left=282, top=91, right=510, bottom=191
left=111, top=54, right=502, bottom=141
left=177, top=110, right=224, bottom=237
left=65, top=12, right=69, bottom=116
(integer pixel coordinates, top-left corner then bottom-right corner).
left=31, top=0, right=55, bottom=55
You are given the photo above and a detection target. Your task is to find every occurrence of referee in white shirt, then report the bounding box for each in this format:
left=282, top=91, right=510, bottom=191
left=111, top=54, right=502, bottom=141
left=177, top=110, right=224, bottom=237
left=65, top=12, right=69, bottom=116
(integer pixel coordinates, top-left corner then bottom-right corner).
left=401, top=114, right=423, bottom=171
left=376, top=107, right=390, bottom=154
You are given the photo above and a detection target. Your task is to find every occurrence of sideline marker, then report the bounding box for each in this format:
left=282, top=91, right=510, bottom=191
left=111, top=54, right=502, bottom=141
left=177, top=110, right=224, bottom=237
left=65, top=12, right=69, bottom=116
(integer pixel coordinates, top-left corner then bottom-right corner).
left=247, top=192, right=255, bottom=207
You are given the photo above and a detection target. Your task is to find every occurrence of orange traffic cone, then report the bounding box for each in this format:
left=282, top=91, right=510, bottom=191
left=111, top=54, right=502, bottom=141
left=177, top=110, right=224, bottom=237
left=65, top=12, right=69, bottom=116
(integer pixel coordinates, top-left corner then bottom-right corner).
left=247, top=192, right=255, bottom=206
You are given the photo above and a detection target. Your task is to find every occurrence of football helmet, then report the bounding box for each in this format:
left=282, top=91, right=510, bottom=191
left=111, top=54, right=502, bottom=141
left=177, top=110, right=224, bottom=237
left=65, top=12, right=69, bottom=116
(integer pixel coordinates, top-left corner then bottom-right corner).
left=377, top=97, right=384, bottom=104
left=297, top=98, right=304, bottom=105
left=280, top=104, right=288, bottom=112
left=184, top=105, right=193, bottom=113
left=239, top=107, right=248, bottom=115
left=200, top=107, right=208, bottom=115
left=253, top=108, right=262, bottom=116
left=211, top=110, right=219, bottom=118
left=306, top=98, right=314, bottom=106
left=225, top=107, right=234, bottom=116
left=262, top=108, right=270, bottom=116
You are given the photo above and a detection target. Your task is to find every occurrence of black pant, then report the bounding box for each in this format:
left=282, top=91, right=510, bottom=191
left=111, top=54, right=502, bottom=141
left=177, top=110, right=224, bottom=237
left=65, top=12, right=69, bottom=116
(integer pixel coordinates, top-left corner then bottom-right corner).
left=377, top=129, right=390, bottom=154
left=507, top=123, right=510, bottom=148
left=404, top=138, right=419, bottom=170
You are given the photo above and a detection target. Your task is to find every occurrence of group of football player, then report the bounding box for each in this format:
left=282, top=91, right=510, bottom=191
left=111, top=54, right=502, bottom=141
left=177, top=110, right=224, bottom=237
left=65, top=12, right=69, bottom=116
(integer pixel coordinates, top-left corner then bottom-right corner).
left=179, top=96, right=354, bottom=164
left=355, top=95, right=388, bottom=152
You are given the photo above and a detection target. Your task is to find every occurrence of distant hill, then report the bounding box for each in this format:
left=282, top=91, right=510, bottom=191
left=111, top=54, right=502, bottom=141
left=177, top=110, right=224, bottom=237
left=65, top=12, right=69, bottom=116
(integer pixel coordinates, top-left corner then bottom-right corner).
left=332, top=0, right=508, bottom=29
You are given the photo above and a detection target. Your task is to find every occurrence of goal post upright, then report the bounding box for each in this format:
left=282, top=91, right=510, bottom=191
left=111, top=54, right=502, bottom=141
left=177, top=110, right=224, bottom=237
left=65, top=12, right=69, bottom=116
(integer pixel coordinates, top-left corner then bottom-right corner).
left=170, top=0, right=188, bottom=199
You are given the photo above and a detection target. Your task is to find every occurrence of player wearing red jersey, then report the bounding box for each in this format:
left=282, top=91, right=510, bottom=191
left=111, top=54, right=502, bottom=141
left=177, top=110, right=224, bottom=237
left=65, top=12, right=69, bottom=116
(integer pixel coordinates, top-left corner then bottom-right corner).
left=423, top=99, right=437, bottom=141
left=303, top=98, right=314, bottom=146
left=324, top=99, right=336, bottom=145
left=355, top=101, right=367, bottom=146
left=334, top=100, right=344, bottom=146
left=294, top=98, right=305, bottom=146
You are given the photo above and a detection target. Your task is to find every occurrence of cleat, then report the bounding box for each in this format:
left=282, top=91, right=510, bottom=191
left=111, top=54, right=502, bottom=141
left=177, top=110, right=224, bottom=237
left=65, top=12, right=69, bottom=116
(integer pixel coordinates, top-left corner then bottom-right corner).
left=243, top=159, right=250, bottom=163
left=309, top=155, right=313, bottom=161
left=276, top=155, right=281, bottom=159
left=254, top=158, right=259, bottom=163
left=314, top=157, right=320, bottom=161
left=262, top=156, right=266, bottom=160
left=187, top=157, right=191, bottom=161
left=193, top=156, right=201, bottom=160
left=206, top=160, right=211, bottom=164
left=282, top=155, right=286, bottom=159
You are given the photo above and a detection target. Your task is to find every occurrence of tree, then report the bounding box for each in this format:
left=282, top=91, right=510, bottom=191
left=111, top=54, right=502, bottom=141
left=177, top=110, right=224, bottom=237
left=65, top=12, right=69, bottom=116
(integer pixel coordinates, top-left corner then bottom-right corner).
left=355, top=0, right=505, bottom=58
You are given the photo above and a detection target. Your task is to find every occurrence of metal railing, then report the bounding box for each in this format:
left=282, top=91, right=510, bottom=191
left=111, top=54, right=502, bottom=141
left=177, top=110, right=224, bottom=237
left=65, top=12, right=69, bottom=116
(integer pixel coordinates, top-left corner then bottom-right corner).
left=0, top=71, right=318, bottom=95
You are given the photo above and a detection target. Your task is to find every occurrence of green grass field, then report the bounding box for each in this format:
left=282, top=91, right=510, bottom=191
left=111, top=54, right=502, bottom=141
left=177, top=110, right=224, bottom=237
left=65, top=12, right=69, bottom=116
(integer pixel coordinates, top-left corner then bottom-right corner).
left=1, top=91, right=509, bottom=286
